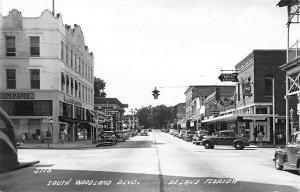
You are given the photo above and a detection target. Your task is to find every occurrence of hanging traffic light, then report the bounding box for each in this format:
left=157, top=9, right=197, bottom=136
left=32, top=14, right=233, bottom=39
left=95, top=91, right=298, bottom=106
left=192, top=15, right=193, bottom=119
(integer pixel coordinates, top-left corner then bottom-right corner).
left=152, top=87, right=160, bottom=99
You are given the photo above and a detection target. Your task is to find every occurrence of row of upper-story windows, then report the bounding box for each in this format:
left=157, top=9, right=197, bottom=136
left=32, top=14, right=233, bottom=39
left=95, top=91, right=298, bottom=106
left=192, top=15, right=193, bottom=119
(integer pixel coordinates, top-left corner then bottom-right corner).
left=61, top=72, right=93, bottom=104
left=4, top=35, right=93, bottom=84
left=5, top=36, right=40, bottom=57
left=60, top=40, right=93, bottom=83
left=5, top=68, right=40, bottom=89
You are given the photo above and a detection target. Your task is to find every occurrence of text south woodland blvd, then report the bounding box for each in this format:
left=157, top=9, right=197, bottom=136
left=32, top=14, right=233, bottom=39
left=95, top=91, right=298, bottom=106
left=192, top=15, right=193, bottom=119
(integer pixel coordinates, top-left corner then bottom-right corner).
left=46, top=178, right=238, bottom=186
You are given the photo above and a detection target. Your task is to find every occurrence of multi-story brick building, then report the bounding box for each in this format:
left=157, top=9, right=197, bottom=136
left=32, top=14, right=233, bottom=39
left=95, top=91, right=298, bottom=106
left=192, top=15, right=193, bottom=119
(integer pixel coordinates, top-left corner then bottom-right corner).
left=0, top=9, right=95, bottom=143
left=173, top=103, right=186, bottom=129
left=184, top=85, right=235, bottom=130
left=202, top=50, right=290, bottom=144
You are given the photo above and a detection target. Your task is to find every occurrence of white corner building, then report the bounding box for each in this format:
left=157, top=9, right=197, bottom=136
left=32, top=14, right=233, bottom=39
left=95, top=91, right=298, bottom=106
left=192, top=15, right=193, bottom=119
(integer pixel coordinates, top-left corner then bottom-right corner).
left=0, top=9, right=95, bottom=143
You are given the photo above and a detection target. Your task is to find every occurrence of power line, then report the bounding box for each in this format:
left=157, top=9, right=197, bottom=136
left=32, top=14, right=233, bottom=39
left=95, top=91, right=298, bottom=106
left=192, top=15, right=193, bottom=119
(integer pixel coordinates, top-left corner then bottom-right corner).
left=158, top=85, right=189, bottom=89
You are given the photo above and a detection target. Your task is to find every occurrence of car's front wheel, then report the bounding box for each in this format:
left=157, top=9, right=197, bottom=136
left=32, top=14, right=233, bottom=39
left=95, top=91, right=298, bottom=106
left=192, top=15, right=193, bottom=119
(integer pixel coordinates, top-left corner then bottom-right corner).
left=234, top=142, right=244, bottom=150
left=204, top=142, right=211, bottom=149
left=274, top=155, right=283, bottom=170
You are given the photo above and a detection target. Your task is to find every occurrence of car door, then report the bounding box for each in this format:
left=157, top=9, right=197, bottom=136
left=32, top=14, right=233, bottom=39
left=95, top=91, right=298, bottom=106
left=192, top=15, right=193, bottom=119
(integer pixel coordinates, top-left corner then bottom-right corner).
left=224, top=132, right=236, bottom=145
left=287, top=134, right=297, bottom=166
left=215, top=132, right=226, bottom=145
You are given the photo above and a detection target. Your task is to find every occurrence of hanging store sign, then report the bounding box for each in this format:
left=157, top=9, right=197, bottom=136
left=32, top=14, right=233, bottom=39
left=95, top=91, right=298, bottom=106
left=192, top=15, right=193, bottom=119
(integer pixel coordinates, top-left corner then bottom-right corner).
left=243, top=82, right=252, bottom=96
left=209, top=110, right=220, bottom=115
left=218, top=73, right=238, bottom=82
left=0, top=92, right=34, bottom=99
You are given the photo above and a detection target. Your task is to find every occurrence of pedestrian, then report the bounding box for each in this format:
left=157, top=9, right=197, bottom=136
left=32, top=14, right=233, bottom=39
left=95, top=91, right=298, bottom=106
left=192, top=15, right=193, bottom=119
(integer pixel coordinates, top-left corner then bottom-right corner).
left=60, top=129, right=65, bottom=144
left=257, top=131, right=263, bottom=147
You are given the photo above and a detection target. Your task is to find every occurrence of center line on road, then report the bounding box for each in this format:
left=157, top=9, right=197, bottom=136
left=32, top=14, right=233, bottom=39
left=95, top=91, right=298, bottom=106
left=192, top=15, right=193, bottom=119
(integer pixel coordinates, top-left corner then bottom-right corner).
left=153, top=131, right=165, bottom=192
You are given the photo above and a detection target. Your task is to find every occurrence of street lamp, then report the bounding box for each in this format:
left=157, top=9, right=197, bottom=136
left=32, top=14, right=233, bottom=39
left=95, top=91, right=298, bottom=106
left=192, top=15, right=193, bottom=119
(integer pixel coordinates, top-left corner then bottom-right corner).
left=290, top=107, right=294, bottom=133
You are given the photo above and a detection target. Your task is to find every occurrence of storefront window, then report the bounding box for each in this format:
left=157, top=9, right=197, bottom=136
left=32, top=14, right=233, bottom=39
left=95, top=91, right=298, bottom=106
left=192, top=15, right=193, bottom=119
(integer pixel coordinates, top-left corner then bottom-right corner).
left=0, top=101, right=52, bottom=116
left=62, top=102, right=73, bottom=118
left=256, top=107, right=267, bottom=114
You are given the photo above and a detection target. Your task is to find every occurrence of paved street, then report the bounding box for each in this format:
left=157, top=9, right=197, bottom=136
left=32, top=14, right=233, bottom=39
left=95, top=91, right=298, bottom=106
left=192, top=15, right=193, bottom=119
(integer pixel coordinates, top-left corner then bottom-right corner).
left=1, top=129, right=300, bottom=192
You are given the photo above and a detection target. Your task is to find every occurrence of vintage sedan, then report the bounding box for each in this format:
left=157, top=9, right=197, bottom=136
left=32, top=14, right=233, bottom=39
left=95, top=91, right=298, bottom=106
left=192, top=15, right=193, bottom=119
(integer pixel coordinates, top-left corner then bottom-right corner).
left=192, top=130, right=208, bottom=145
left=114, top=130, right=127, bottom=142
left=178, top=130, right=188, bottom=139
left=140, top=129, right=148, bottom=136
left=274, top=131, right=300, bottom=175
left=98, top=131, right=116, bottom=146
left=200, top=130, right=250, bottom=150
left=183, top=131, right=196, bottom=142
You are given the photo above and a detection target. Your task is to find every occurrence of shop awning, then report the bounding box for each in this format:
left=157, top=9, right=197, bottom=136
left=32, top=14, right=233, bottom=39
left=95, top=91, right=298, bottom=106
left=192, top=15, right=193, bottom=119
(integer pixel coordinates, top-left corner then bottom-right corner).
left=89, top=122, right=97, bottom=127
left=87, top=110, right=95, bottom=117
left=201, top=114, right=279, bottom=123
left=59, top=116, right=90, bottom=124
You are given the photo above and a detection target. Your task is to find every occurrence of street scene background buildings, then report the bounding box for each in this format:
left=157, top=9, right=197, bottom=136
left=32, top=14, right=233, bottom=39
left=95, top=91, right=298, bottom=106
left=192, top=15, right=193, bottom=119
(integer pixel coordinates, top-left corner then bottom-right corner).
left=2, top=1, right=300, bottom=192
left=0, top=1, right=300, bottom=145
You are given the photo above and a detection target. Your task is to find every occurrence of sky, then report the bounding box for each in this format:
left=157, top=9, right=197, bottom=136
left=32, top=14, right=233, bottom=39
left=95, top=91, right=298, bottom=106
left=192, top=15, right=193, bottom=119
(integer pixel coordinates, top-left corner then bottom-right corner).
left=0, top=0, right=293, bottom=114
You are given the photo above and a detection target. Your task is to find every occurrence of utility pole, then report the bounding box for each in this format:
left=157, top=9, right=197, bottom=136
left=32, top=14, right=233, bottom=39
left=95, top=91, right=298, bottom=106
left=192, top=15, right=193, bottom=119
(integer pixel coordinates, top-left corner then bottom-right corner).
left=52, top=0, right=55, bottom=16
left=272, top=77, right=276, bottom=146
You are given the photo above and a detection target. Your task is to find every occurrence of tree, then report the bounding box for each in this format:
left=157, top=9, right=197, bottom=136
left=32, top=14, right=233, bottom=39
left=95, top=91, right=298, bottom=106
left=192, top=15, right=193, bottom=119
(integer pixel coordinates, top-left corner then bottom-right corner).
left=94, top=77, right=106, bottom=97
left=136, top=106, right=152, bottom=128
left=135, top=105, right=174, bottom=129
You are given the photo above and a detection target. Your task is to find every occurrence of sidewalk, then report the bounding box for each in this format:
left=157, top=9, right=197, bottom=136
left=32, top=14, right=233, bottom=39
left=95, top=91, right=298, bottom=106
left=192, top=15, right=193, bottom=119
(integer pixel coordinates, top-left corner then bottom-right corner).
left=248, top=143, right=286, bottom=148
left=17, top=142, right=99, bottom=149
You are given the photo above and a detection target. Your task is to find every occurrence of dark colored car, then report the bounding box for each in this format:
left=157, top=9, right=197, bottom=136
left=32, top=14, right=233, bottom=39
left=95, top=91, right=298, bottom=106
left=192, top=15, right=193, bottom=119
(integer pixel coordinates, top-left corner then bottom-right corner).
left=141, top=129, right=148, bottom=136
left=98, top=131, right=116, bottom=146
left=274, top=131, right=300, bottom=175
left=115, top=131, right=127, bottom=142
left=200, top=130, right=250, bottom=150
left=192, top=130, right=208, bottom=145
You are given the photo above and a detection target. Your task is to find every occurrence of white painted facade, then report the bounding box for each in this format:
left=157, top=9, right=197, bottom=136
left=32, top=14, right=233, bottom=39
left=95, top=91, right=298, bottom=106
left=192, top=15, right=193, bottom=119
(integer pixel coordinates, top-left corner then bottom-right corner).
left=0, top=9, right=95, bottom=143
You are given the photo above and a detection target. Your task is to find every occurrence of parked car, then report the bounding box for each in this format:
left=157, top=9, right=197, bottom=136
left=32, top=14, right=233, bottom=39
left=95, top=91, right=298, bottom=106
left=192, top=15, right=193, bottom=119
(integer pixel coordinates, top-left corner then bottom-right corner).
left=114, top=130, right=127, bottom=142
left=141, top=129, right=148, bottom=136
left=274, top=131, right=300, bottom=175
left=192, top=130, right=208, bottom=145
left=98, top=131, right=116, bottom=146
left=161, top=128, right=168, bottom=133
left=183, top=131, right=196, bottom=142
left=200, top=130, right=250, bottom=150
left=173, top=130, right=180, bottom=137
left=178, top=130, right=188, bottom=139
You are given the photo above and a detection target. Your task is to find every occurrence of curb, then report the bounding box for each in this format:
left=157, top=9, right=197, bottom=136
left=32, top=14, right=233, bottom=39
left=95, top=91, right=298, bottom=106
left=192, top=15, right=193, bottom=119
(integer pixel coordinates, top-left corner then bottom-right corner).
left=17, top=160, right=40, bottom=170
left=17, top=145, right=99, bottom=150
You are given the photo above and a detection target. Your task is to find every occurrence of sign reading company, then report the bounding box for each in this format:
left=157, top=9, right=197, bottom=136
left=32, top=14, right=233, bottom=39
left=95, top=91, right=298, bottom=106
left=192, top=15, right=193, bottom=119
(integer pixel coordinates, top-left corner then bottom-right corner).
left=0, top=92, right=34, bottom=99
